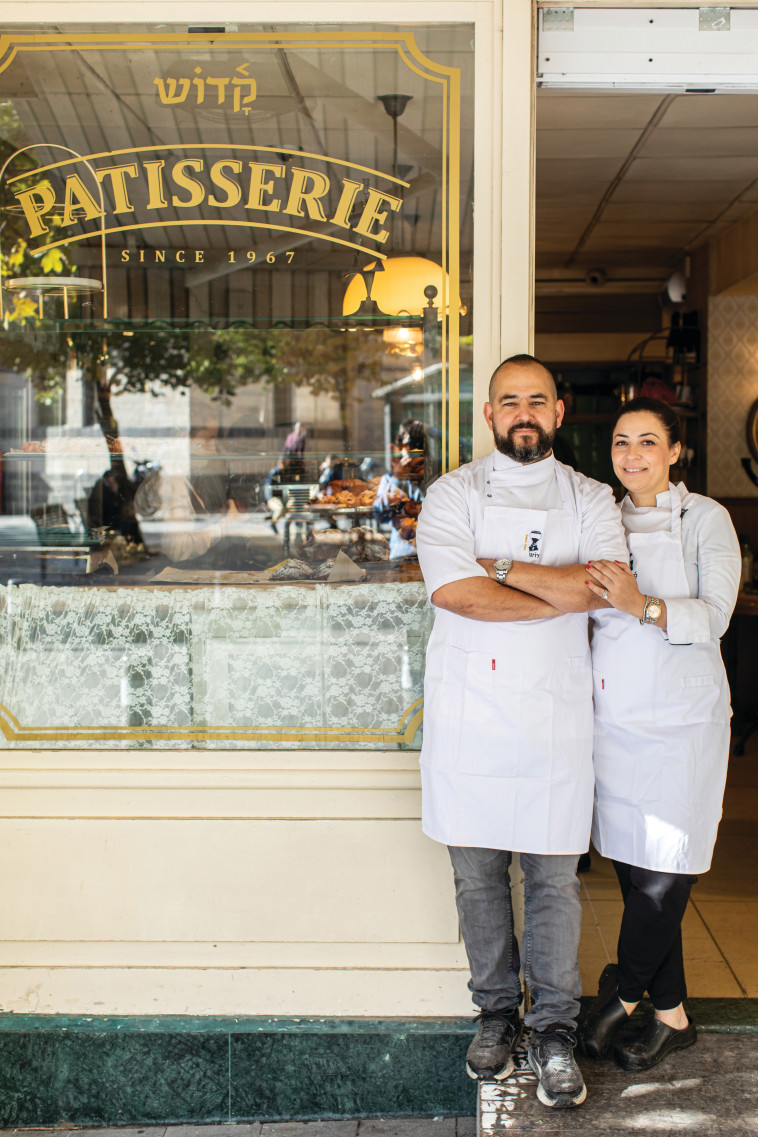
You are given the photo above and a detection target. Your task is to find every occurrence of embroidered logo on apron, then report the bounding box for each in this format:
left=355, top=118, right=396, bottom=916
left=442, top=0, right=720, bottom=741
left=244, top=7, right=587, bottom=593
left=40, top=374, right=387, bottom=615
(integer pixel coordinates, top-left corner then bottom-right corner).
left=524, top=529, right=543, bottom=560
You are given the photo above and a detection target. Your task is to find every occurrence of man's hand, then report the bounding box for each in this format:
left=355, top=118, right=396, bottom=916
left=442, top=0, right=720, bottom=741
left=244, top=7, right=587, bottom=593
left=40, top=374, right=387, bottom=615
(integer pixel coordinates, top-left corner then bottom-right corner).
left=477, top=558, right=613, bottom=613
left=432, top=576, right=560, bottom=622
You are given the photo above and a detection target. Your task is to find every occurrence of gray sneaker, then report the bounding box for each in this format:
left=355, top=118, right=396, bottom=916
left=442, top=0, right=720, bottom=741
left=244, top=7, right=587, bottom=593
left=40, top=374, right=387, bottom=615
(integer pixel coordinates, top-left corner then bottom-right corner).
left=528, top=1027, right=587, bottom=1108
left=466, top=1008, right=522, bottom=1081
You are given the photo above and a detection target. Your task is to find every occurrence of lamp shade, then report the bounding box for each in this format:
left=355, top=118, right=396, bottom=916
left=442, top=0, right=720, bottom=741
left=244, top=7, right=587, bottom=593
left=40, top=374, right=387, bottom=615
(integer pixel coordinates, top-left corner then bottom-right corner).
left=342, top=256, right=465, bottom=317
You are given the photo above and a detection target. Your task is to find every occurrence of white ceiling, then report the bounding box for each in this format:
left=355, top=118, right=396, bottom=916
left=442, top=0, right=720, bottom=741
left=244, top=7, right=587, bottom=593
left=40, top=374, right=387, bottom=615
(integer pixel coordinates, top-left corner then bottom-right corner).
left=536, top=90, right=758, bottom=291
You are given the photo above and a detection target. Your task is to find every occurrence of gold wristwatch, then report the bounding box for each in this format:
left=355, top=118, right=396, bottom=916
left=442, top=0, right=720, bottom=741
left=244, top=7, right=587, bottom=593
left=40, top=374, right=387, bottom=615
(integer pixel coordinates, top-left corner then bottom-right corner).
left=640, top=596, right=662, bottom=625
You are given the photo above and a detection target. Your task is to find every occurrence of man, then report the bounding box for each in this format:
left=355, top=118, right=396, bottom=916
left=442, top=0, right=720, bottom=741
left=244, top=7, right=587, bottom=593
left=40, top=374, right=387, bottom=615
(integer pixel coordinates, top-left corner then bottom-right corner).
left=415, top=354, right=628, bottom=1109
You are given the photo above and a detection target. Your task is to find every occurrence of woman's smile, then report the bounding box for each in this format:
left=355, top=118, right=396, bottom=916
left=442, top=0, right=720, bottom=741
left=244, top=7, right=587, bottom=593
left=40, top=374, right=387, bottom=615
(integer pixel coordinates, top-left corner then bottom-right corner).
left=611, top=410, right=681, bottom=505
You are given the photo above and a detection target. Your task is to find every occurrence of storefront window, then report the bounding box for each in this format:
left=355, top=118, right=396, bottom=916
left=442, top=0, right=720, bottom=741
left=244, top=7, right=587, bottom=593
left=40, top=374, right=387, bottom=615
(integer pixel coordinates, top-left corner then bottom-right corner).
left=0, top=24, right=473, bottom=748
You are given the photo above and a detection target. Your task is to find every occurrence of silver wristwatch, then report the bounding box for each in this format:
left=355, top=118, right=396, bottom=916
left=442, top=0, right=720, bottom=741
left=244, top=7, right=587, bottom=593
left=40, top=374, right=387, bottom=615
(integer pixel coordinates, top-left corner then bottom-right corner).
left=640, top=595, right=663, bottom=625
left=494, top=557, right=513, bottom=585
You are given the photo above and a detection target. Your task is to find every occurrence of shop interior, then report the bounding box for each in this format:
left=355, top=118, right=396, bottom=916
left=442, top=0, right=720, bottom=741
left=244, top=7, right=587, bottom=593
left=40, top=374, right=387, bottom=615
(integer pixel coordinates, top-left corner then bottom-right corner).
left=535, top=87, right=758, bottom=1000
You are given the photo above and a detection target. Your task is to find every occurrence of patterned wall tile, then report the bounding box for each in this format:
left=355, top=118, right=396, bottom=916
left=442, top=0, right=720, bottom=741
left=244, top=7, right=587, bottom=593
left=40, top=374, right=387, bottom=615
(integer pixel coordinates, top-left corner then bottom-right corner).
left=708, top=296, right=758, bottom=499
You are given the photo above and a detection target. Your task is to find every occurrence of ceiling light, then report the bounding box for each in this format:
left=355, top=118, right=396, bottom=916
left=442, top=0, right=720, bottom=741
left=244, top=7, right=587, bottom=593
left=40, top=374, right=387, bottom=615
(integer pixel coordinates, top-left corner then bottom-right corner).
left=342, top=256, right=465, bottom=318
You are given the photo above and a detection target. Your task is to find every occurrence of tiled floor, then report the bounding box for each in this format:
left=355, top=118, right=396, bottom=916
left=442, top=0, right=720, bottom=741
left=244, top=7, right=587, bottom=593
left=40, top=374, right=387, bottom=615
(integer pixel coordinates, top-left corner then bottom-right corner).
left=578, top=733, right=758, bottom=998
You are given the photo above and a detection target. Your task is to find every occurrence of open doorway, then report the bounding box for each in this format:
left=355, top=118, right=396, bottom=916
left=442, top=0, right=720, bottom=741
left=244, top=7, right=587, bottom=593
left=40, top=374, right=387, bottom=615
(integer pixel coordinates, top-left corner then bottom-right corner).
left=535, top=88, right=758, bottom=1001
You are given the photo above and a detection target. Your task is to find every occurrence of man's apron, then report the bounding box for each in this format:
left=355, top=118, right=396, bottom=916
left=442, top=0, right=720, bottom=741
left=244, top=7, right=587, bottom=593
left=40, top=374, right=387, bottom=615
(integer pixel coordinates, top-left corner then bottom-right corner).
left=591, top=484, right=731, bottom=873
left=420, top=456, right=595, bottom=853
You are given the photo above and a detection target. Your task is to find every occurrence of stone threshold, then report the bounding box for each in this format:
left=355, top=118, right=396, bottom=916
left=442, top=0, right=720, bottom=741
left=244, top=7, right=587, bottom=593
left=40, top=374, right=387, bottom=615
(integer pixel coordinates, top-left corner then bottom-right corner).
left=0, top=1000, right=755, bottom=1128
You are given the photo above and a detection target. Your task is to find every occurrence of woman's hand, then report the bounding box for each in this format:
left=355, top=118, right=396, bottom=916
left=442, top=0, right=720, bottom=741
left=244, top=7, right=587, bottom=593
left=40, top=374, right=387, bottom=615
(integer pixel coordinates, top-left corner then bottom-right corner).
left=586, top=560, right=645, bottom=619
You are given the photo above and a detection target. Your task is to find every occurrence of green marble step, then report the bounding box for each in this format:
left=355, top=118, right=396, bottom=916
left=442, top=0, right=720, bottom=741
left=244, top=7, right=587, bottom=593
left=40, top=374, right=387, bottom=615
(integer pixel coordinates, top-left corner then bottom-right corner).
left=0, top=1001, right=755, bottom=1128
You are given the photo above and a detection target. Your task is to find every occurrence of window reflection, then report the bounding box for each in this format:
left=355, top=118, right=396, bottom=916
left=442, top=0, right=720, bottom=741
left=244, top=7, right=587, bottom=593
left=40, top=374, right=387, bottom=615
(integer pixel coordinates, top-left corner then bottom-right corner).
left=0, top=324, right=472, bottom=584
left=0, top=23, right=472, bottom=747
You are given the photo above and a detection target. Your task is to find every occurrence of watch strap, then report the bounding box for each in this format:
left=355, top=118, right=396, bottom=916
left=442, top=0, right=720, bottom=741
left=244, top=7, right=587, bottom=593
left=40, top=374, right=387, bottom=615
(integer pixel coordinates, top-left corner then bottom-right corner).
left=640, top=596, right=662, bottom=625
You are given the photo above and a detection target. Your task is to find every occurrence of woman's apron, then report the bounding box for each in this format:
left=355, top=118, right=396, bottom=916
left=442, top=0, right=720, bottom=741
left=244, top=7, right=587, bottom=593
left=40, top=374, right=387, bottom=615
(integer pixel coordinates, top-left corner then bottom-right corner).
left=420, top=456, right=595, bottom=854
left=591, top=484, right=731, bottom=873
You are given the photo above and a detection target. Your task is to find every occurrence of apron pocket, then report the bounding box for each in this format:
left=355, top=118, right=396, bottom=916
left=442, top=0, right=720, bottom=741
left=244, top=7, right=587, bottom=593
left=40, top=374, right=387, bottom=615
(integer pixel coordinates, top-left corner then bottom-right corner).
left=660, top=673, right=720, bottom=725
left=564, top=655, right=592, bottom=692
left=592, top=668, right=608, bottom=720
left=424, top=644, right=467, bottom=725
left=462, top=651, right=496, bottom=722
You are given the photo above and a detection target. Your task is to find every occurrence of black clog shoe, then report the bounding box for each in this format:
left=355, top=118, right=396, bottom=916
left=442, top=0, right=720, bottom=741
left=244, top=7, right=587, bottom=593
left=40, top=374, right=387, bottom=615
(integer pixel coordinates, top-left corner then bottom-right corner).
left=613, top=1014, right=697, bottom=1072
left=580, top=963, right=630, bottom=1059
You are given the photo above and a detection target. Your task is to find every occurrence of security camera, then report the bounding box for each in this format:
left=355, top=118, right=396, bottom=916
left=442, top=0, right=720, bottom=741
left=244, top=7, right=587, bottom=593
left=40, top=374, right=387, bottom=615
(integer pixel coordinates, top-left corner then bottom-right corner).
left=585, top=268, right=607, bottom=287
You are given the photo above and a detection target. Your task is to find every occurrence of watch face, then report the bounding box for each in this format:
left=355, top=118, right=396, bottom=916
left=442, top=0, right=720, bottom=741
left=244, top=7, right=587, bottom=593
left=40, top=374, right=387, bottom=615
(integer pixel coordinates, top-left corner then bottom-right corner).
left=494, top=558, right=512, bottom=572
left=647, top=600, right=662, bottom=620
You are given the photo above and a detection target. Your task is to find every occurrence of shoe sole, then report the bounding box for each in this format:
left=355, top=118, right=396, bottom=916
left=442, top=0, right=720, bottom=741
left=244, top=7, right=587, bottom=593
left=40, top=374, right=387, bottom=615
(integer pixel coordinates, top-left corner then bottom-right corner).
left=614, top=1033, right=696, bottom=1072
left=466, top=1056, right=515, bottom=1082
left=528, top=1051, right=587, bottom=1108
left=535, top=1082, right=587, bottom=1108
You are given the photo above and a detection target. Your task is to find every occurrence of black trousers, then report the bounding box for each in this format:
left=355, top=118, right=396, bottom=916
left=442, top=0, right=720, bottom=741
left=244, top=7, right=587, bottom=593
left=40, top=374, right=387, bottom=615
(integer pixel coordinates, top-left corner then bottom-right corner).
left=612, top=860, right=698, bottom=1010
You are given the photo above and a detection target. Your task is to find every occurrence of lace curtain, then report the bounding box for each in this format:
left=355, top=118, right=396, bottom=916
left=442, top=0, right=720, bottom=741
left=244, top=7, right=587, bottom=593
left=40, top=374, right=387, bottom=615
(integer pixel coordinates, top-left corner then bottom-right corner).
left=0, top=583, right=432, bottom=749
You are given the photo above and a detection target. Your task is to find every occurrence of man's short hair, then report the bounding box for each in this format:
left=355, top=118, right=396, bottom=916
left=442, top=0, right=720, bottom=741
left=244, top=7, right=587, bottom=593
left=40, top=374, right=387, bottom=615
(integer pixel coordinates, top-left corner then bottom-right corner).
left=488, top=354, right=558, bottom=403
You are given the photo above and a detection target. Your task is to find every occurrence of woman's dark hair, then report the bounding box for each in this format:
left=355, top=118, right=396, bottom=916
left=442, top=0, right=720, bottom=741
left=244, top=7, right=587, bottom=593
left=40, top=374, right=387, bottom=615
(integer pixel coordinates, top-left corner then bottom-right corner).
left=395, top=418, right=425, bottom=452
left=611, top=396, right=680, bottom=447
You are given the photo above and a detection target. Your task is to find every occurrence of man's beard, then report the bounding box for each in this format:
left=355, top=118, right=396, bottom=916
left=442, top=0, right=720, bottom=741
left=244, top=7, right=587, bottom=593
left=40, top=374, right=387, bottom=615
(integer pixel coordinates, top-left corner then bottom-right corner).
left=493, top=420, right=556, bottom=463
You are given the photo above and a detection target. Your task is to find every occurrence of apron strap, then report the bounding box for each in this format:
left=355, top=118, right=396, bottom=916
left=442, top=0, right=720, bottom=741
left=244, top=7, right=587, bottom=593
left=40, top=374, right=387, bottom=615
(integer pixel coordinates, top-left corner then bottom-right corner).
left=554, top=460, right=582, bottom=525
left=668, top=482, right=683, bottom=538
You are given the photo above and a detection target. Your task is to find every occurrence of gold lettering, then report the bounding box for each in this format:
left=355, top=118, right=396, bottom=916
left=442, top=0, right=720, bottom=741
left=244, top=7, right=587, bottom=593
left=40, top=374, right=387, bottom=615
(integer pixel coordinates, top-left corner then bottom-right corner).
left=283, top=167, right=330, bottom=221
left=195, top=250, right=204, bottom=262
left=232, top=73, right=257, bottom=114
left=329, top=178, right=363, bottom=230
left=176, top=250, right=185, bottom=262
left=144, top=160, right=168, bottom=210
left=14, top=183, right=56, bottom=239
left=154, top=77, right=190, bottom=104
left=192, top=67, right=205, bottom=106
left=207, top=77, right=229, bottom=104
left=121, top=249, right=130, bottom=263
left=96, top=163, right=138, bottom=214
left=62, top=174, right=104, bottom=228
left=353, top=188, right=402, bottom=244
left=139, top=249, right=145, bottom=262
left=208, top=160, right=243, bottom=208
left=171, top=159, right=206, bottom=208
left=246, top=162, right=284, bottom=211
left=155, top=249, right=165, bottom=263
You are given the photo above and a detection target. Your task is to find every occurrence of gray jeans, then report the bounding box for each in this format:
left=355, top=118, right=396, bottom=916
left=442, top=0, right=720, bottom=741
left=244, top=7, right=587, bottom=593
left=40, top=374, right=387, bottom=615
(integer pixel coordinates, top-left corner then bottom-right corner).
left=448, top=845, right=582, bottom=1032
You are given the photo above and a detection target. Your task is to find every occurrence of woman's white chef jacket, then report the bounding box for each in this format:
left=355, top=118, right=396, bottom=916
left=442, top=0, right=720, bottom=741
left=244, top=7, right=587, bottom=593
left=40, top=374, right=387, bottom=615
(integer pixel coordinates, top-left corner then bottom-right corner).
left=591, top=483, right=741, bottom=874
left=416, top=451, right=628, bottom=855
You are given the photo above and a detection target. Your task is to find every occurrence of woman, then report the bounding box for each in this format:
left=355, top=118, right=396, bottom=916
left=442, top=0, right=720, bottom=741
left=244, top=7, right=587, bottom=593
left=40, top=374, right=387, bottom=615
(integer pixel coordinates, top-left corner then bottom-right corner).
left=373, top=419, right=425, bottom=560
left=582, top=396, right=740, bottom=1071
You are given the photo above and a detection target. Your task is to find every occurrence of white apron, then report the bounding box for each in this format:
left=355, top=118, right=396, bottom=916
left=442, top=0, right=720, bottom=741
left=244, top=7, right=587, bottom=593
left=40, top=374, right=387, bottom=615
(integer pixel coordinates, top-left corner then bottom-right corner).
left=420, top=456, right=595, bottom=854
left=591, top=484, right=731, bottom=874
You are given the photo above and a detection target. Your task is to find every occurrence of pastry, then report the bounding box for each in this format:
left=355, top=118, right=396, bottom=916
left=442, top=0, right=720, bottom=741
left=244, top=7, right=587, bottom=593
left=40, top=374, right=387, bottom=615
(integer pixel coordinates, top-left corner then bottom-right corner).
left=269, top=558, right=313, bottom=581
